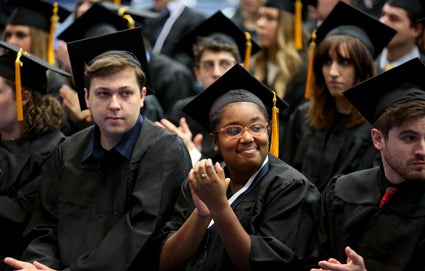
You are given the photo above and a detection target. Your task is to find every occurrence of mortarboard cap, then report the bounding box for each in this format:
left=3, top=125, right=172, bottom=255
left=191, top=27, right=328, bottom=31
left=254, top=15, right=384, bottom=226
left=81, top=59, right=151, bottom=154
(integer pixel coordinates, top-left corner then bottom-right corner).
left=386, top=0, right=425, bottom=20
left=57, top=3, right=130, bottom=42
left=66, top=27, right=153, bottom=110
left=176, top=11, right=261, bottom=65
left=343, top=58, right=425, bottom=125
left=314, top=1, right=396, bottom=58
left=99, top=2, right=159, bottom=25
left=182, top=64, right=288, bottom=132
left=7, top=0, right=71, bottom=32
left=0, top=40, right=71, bottom=120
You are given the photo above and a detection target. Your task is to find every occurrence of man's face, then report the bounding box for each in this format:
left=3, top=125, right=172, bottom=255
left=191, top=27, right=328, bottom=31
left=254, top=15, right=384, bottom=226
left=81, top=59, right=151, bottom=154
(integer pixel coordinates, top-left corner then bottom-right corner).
left=379, top=4, right=423, bottom=49
left=373, top=116, right=425, bottom=184
left=85, top=66, right=145, bottom=148
left=194, top=49, right=237, bottom=89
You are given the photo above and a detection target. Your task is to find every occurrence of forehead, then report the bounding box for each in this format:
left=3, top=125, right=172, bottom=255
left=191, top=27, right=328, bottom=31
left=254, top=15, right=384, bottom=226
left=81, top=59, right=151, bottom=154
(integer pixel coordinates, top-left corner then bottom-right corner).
left=200, top=50, right=237, bottom=61
left=390, top=116, right=425, bottom=134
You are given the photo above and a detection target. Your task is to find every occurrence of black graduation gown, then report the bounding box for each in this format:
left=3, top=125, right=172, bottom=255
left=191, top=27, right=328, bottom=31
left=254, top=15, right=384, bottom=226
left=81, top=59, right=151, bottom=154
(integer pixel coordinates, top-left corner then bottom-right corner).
left=318, top=167, right=425, bottom=271
left=21, top=119, right=192, bottom=270
left=283, top=102, right=379, bottom=191
left=159, top=155, right=320, bottom=271
left=0, top=130, right=65, bottom=270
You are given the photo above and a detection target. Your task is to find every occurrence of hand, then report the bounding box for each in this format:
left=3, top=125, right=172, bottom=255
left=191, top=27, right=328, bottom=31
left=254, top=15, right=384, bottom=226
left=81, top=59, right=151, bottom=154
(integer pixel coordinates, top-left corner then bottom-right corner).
left=55, top=41, right=71, bottom=73
left=311, top=247, right=367, bottom=271
left=59, top=84, right=91, bottom=124
left=189, top=159, right=230, bottom=215
left=156, top=117, right=202, bottom=152
left=4, top=257, right=57, bottom=271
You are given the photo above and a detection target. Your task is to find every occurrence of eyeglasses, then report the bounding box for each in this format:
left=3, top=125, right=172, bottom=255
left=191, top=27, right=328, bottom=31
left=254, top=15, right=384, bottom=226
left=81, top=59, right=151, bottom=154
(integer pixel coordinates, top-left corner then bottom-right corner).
left=217, top=122, right=268, bottom=138
left=199, top=59, right=236, bottom=73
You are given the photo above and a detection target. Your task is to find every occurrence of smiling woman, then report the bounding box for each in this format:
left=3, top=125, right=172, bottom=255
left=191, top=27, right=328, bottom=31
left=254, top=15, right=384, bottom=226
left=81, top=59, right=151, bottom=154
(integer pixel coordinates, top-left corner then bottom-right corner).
left=156, top=64, right=320, bottom=271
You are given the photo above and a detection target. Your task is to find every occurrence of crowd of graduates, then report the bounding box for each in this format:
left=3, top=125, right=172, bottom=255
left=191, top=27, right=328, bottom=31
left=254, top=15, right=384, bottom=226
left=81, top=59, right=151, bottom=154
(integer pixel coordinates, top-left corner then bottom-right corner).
left=0, top=0, right=425, bottom=270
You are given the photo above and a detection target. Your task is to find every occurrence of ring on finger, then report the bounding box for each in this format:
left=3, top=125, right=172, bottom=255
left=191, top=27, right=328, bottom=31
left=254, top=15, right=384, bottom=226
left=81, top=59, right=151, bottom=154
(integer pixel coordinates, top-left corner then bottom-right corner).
left=201, top=173, right=207, bottom=179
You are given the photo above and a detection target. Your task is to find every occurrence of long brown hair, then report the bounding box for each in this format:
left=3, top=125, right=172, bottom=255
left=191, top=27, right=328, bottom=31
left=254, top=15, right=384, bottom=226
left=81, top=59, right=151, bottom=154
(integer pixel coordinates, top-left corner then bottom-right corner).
left=307, top=35, right=376, bottom=129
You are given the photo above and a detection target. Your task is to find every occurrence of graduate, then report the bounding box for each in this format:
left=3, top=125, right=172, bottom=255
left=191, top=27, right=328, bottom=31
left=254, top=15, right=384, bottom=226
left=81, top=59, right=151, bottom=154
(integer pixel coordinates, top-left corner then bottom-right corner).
left=313, top=58, right=425, bottom=271
left=282, top=2, right=396, bottom=191
left=157, top=64, right=320, bottom=271
left=0, top=40, right=69, bottom=270
left=3, top=28, right=192, bottom=271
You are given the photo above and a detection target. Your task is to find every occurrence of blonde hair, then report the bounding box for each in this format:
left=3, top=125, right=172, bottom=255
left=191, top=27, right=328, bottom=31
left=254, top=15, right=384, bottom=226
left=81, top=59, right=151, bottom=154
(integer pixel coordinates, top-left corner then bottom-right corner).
left=29, top=27, right=49, bottom=61
left=253, top=9, right=309, bottom=98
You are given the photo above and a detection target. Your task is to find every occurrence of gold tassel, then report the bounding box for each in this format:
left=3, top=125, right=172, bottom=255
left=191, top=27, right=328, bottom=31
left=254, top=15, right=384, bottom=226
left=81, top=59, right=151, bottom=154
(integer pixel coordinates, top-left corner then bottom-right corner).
left=305, top=29, right=316, bottom=99
left=269, top=91, right=279, bottom=157
left=48, top=2, right=59, bottom=65
left=244, top=32, right=252, bottom=70
left=118, top=7, right=135, bottom=29
left=114, top=0, right=121, bottom=5
left=294, top=0, right=303, bottom=50
left=15, top=48, right=24, bottom=121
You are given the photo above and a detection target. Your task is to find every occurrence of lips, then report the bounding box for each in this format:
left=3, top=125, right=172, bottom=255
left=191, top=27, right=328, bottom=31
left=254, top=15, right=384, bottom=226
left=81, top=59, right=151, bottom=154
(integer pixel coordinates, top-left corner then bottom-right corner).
left=237, top=146, right=258, bottom=154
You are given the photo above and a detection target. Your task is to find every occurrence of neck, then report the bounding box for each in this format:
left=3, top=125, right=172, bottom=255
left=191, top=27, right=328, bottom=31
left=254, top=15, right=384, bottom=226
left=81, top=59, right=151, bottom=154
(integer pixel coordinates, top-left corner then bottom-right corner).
left=1, top=122, right=24, bottom=141
left=386, top=43, right=416, bottom=63
left=334, top=96, right=353, bottom=115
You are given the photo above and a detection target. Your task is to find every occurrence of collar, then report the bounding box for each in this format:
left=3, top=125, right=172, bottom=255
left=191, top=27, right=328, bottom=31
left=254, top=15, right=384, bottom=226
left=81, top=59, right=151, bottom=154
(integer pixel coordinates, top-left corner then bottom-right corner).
left=82, top=115, right=144, bottom=162
left=379, top=47, right=421, bottom=70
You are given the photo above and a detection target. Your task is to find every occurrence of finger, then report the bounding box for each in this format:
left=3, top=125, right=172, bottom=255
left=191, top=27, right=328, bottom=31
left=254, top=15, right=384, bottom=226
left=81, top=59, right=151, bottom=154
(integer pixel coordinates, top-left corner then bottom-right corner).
left=33, top=261, right=52, bottom=270
left=3, top=257, right=34, bottom=269
left=193, top=134, right=203, bottom=151
left=345, top=246, right=365, bottom=266
left=159, top=118, right=177, bottom=132
left=214, top=162, right=225, bottom=180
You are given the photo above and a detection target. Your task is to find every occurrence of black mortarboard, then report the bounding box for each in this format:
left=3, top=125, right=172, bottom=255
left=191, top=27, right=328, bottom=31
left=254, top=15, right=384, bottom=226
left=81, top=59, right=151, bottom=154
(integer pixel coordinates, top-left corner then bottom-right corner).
left=7, top=0, right=71, bottom=32
left=343, top=58, right=425, bottom=125
left=99, top=2, right=159, bottom=25
left=57, top=3, right=130, bottom=42
left=66, top=27, right=152, bottom=110
left=177, top=11, right=261, bottom=64
left=314, top=1, right=396, bottom=58
left=182, top=64, right=288, bottom=133
left=0, top=40, right=71, bottom=93
left=386, top=0, right=425, bottom=20
left=0, top=40, right=71, bottom=120
left=264, top=0, right=311, bottom=14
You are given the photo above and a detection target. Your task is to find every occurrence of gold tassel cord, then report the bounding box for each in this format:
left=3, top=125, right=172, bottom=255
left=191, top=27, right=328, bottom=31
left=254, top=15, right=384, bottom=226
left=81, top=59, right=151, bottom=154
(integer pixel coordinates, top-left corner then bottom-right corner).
left=48, top=2, right=59, bottom=65
left=305, top=29, right=317, bottom=99
left=294, top=0, right=303, bottom=50
left=114, top=0, right=121, bottom=5
left=244, top=32, right=252, bottom=70
left=15, top=48, right=24, bottom=121
left=269, top=91, right=279, bottom=157
left=118, top=7, right=135, bottom=29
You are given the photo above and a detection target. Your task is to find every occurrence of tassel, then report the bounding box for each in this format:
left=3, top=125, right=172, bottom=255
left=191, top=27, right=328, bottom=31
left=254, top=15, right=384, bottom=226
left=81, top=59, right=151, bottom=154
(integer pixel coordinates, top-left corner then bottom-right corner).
left=305, top=29, right=317, bottom=99
left=294, top=0, right=303, bottom=50
left=118, top=7, right=135, bottom=29
left=114, top=0, right=121, bottom=5
left=15, top=48, right=24, bottom=121
left=48, top=2, right=59, bottom=66
left=269, top=91, right=279, bottom=157
left=244, top=32, right=252, bottom=70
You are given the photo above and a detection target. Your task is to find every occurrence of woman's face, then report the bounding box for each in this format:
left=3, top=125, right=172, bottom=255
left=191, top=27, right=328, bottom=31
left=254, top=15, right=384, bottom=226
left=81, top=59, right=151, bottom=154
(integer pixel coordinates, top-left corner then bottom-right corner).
left=3, top=24, right=32, bottom=52
left=256, top=6, right=279, bottom=49
left=212, top=102, right=269, bottom=175
left=0, top=77, right=18, bottom=134
left=322, top=46, right=356, bottom=98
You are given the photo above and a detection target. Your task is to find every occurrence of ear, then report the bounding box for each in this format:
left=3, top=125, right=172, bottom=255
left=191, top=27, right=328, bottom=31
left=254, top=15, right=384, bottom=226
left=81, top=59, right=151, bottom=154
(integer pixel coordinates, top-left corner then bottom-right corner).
left=210, top=132, right=218, bottom=151
left=21, top=90, right=31, bottom=106
left=84, top=88, right=90, bottom=109
left=140, top=86, right=146, bottom=108
left=193, top=66, right=201, bottom=81
left=371, top=128, right=384, bottom=151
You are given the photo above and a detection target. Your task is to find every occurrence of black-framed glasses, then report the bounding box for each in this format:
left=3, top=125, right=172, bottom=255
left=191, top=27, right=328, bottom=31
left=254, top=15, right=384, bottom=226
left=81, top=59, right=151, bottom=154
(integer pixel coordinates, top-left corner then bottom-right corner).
left=217, top=122, right=268, bottom=138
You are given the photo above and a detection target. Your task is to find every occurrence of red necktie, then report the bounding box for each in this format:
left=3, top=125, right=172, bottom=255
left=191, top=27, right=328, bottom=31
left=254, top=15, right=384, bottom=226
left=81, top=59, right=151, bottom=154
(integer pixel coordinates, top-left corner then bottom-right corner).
left=379, top=187, right=399, bottom=208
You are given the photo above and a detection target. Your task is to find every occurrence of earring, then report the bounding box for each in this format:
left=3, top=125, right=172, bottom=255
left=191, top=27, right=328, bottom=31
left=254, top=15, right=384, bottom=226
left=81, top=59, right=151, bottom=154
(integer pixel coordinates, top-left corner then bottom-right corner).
left=214, top=146, right=219, bottom=151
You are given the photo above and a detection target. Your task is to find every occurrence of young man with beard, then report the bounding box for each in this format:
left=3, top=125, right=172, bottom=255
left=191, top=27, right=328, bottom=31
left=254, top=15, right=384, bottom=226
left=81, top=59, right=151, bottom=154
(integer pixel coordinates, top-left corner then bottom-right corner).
left=312, top=58, right=425, bottom=271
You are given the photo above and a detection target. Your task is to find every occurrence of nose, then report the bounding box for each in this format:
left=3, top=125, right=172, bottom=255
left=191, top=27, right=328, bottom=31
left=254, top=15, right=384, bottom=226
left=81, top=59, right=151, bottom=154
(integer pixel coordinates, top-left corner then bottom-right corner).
left=240, top=127, right=255, bottom=142
left=212, top=64, right=222, bottom=78
left=108, top=94, right=121, bottom=110
left=329, top=62, right=340, bottom=77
